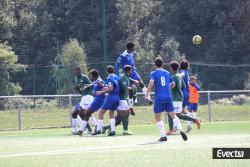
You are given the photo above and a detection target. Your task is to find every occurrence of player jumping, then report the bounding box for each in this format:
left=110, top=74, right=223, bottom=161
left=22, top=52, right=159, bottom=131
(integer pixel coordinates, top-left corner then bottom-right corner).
left=146, top=57, right=187, bottom=142
left=115, top=42, right=153, bottom=108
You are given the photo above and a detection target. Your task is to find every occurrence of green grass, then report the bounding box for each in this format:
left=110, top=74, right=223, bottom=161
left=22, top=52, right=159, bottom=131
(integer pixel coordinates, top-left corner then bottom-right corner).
left=0, top=122, right=250, bottom=167
left=0, top=104, right=250, bottom=130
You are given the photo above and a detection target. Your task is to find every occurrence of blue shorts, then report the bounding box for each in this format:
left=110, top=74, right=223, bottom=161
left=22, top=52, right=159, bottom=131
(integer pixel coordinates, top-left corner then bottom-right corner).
left=154, top=100, right=174, bottom=113
left=75, top=103, right=81, bottom=110
left=88, top=97, right=105, bottom=112
left=189, top=103, right=198, bottom=111
left=182, top=89, right=189, bottom=108
left=101, top=95, right=120, bottom=111
left=130, top=70, right=141, bottom=80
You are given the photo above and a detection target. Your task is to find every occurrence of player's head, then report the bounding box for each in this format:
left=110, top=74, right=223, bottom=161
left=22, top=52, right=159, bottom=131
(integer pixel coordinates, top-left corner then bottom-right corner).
left=170, top=61, right=180, bottom=73
left=127, top=42, right=135, bottom=53
left=106, top=65, right=115, bottom=74
left=189, top=76, right=197, bottom=84
left=180, top=59, right=189, bottom=70
left=74, top=66, right=82, bottom=76
left=124, top=65, right=132, bottom=76
left=154, top=57, right=164, bottom=68
left=89, top=69, right=99, bottom=81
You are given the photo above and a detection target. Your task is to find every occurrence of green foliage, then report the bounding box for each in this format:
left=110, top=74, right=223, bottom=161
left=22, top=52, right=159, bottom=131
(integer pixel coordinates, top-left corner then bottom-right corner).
left=0, top=43, right=25, bottom=95
left=3, top=98, right=57, bottom=110
left=55, top=38, right=88, bottom=94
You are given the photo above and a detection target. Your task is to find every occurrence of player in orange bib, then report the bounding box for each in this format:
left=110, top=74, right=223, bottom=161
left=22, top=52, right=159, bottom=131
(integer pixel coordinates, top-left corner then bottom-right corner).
left=186, top=76, right=201, bottom=133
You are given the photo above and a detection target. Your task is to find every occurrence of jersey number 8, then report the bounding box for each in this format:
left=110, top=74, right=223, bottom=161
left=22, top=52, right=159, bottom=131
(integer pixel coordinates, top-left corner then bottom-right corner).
left=161, top=76, right=166, bottom=86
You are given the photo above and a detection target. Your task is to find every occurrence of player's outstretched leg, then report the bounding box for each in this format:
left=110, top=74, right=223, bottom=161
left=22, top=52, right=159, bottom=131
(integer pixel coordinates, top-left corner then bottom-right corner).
left=177, top=113, right=200, bottom=133
left=169, top=112, right=188, bottom=141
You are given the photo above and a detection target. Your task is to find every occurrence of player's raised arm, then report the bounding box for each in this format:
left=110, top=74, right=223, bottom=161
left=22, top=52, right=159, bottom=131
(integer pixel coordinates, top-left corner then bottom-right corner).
left=115, top=55, right=122, bottom=76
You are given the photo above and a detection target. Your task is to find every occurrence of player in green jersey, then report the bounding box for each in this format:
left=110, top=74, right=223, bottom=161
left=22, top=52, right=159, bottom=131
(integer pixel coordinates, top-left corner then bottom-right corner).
left=72, top=66, right=97, bottom=134
left=166, top=61, right=201, bottom=135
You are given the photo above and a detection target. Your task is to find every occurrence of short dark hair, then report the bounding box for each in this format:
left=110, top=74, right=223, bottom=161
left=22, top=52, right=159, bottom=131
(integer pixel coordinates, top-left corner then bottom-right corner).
left=180, top=59, right=189, bottom=70
left=124, top=65, right=132, bottom=72
left=170, top=61, right=180, bottom=72
left=155, top=57, right=163, bottom=67
left=127, top=42, right=134, bottom=50
left=189, top=76, right=197, bottom=81
left=106, top=65, right=114, bottom=74
left=89, top=69, right=99, bottom=78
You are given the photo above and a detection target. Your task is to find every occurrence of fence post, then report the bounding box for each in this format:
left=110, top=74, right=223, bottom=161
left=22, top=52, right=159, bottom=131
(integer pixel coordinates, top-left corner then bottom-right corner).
left=207, top=91, right=212, bottom=122
left=18, top=99, right=22, bottom=130
left=68, top=95, right=72, bottom=127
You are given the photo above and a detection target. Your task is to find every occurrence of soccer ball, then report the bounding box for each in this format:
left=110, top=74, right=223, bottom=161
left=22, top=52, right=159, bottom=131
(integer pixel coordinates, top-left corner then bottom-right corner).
left=192, top=35, right=202, bottom=45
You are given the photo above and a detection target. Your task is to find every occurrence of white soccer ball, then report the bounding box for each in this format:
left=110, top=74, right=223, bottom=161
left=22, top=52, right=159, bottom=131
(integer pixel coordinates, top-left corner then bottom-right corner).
left=192, top=35, right=202, bottom=45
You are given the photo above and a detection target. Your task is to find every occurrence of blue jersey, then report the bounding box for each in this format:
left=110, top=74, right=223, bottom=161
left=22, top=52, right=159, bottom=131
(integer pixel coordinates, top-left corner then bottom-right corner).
left=106, top=74, right=120, bottom=97
left=180, top=70, right=189, bottom=92
left=150, top=69, right=174, bottom=103
left=75, top=103, right=81, bottom=110
left=115, top=50, right=136, bottom=75
left=93, top=77, right=105, bottom=99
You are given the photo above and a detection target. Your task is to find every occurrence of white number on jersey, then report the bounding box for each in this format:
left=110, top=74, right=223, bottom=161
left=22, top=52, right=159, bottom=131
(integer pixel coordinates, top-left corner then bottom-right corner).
left=161, top=76, right=166, bottom=86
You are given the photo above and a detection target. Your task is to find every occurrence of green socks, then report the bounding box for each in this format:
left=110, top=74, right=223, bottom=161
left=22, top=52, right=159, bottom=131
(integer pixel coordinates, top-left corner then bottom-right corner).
left=121, top=114, right=129, bottom=131
left=177, top=113, right=195, bottom=122
left=168, top=114, right=173, bottom=130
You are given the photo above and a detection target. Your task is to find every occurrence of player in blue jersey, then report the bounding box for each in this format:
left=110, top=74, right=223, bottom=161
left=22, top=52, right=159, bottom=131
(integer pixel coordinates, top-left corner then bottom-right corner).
left=92, top=65, right=120, bottom=136
left=180, top=59, right=190, bottom=113
left=146, top=57, right=187, bottom=142
left=115, top=42, right=153, bottom=106
left=71, top=103, right=92, bottom=135
left=76, top=69, right=106, bottom=135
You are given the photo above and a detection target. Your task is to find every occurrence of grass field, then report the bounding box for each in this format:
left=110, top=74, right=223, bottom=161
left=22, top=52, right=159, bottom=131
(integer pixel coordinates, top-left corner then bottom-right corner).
left=1, top=104, right=250, bottom=130
left=0, top=121, right=250, bottom=167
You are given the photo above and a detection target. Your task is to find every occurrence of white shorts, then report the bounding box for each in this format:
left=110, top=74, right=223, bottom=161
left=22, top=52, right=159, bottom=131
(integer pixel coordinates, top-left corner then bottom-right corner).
left=80, top=95, right=94, bottom=110
left=173, top=101, right=182, bottom=113
left=117, top=100, right=129, bottom=111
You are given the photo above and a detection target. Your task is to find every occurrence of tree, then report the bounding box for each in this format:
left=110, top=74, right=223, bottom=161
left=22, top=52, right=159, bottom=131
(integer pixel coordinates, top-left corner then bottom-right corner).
left=0, top=0, right=16, bottom=41
left=54, top=38, right=88, bottom=94
left=0, top=42, right=25, bottom=95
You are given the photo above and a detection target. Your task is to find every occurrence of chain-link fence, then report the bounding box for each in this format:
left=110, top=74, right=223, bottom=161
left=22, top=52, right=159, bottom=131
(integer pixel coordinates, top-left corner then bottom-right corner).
left=0, top=90, right=250, bottom=131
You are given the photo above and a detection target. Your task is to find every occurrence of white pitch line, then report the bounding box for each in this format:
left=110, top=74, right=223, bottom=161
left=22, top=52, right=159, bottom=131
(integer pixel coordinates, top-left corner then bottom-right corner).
left=1, top=142, right=250, bottom=158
